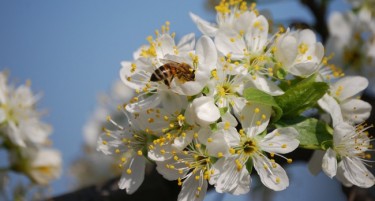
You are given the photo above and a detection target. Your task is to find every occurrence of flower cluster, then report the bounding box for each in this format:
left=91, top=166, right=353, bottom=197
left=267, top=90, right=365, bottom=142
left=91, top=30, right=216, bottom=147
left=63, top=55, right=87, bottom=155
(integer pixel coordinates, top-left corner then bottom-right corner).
left=326, top=0, right=375, bottom=95
left=97, top=1, right=374, bottom=200
left=0, top=71, right=61, bottom=191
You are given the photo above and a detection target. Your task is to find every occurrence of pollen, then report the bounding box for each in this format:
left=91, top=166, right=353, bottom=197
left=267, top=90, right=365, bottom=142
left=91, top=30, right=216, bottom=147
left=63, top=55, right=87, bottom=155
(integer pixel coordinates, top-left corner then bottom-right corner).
left=217, top=152, right=224, bottom=158
left=115, top=149, right=120, bottom=154
left=177, top=114, right=185, bottom=122
left=148, top=118, right=154, bottom=123
left=275, top=177, right=280, bottom=183
left=224, top=122, right=231, bottom=130
left=254, top=108, right=260, bottom=113
left=207, top=138, right=213, bottom=143
left=126, top=169, right=132, bottom=174
left=287, top=158, right=293, bottom=164
left=281, top=144, right=287, bottom=148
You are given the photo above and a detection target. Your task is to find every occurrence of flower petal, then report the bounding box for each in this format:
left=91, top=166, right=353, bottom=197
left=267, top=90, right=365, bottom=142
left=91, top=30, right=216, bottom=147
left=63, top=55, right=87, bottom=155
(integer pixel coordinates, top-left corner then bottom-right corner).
left=178, top=173, right=208, bottom=201
left=322, top=148, right=337, bottom=178
left=332, top=76, right=368, bottom=101
left=253, top=155, right=289, bottom=191
left=239, top=103, right=271, bottom=137
left=196, top=35, right=217, bottom=70
left=248, top=74, right=284, bottom=96
left=340, top=99, right=371, bottom=124
left=308, top=150, right=325, bottom=175
left=189, top=12, right=218, bottom=37
left=245, top=15, right=269, bottom=52
left=177, top=33, right=195, bottom=52
left=318, top=94, right=343, bottom=127
left=215, top=30, right=246, bottom=59
left=259, top=127, right=299, bottom=154
left=118, top=156, right=146, bottom=194
left=341, top=157, right=375, bottom=188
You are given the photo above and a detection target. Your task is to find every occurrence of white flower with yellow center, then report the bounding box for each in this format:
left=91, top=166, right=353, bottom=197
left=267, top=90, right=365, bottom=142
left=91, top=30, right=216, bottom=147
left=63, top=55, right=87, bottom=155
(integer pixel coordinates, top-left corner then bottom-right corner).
left=120, top=35, right=216, bottom=112
left=214, top=13, right=284, bottom=95
left=190, top=0, right=257, bottom=37
left=326, top=10, right=375, bottom=95
left=156, top=141, right=215, bottom=201
left=11, top=148, right=62, bottom=185
left=207, top=57, right=247, bottom=116
left=143, top=107, right=200, bottom=162
left=273, top=29, right=324, bottom=77
left=210, top=103, right=299, bottom=193
left=320, top=121, right=375, bottom=188
left=0, top=72, right=51, bottom=147
left=318, top=76, right=371, bottom=124
left=97, top=113, right=152, bottom=194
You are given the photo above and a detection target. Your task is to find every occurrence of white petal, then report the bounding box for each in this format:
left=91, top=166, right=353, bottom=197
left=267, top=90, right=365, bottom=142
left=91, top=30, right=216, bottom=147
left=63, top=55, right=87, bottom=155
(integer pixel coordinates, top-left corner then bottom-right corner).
left=189, top=12, right=218, bottom=37
left=177, top=33, right=195, bottom=52
left=248, top=74, right=284, bottom=96
left=341, top=99, right=371, bottom=124
left=214, top=157, right=251, bottom=195
left=178, top=173, right=208, bottom=201
left=322, top=148, right=337, bottom=178
left=307, top=150, right=325, bottom=175
left=125, top=94, right=161, bottom=113
left=253, top=155, right=289, bottom=191
left=157, top=34, right=175, bottom=57
left=155, top=155, right=188, bottom=180
left=118, top=156, right=146, bottom=194
left=191, top=96, right=220, bottom=126
left=6, top=121, right=26, bottom=147
left=318, top=94, right=343, bottom=127
left=215, top=30, right=246, bottom=59
left=173, top=130, right=194, bottom=151
left=233, top=11, right=256, bottom=33
left=239, top=103, right=271, bottom=137
left=220, top=112, right=238, bottom=128
left=336, top=161, right=354, bottom=187
left=196, top=35, right=217, bottom=70
left=245, top=16, right=268, bottom=52
left=289, top=62, right=320, bottom=77
left=328, top=12, right=352, bottom=40
left=341, top=157, right=375, bottom=188
left=206, top=129, right=230, bottom=157
left=332, top=76, right=368, bottom=101
left=0, top=108, right=6, bottom=123
left=259, top=127, right=299, bottom=154
left=120, top=58, right=153, bottom=90
left=222, top=126, right=241, bottom=147
left=148, top=144, right=173, bottom=161
left=275, top=34, right=298, bottom=67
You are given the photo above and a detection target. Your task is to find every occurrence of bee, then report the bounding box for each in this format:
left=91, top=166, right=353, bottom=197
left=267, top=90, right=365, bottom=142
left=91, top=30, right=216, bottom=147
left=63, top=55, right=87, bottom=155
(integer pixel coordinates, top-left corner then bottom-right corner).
left=150, top=61, right=195, bottom=87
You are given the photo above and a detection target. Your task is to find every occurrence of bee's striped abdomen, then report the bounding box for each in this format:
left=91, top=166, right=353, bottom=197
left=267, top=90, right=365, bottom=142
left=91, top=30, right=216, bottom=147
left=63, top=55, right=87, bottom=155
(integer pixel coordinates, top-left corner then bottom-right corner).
left=150, top=65, right=169, bottom=81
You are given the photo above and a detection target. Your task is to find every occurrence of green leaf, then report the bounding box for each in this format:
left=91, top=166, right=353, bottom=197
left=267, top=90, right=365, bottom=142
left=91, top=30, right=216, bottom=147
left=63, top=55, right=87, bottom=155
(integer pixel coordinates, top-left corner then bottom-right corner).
left=274, top=74, right=328, bottom=117
left=202, top=86, right=210, bottom=95
left=276, top=116, right=333, bottom=150
left=209, top=123, right=218, bottom=131
left=219, top=107, right=228, bottom=116
left=243, top=88, right=283, bottom=122
left=276, top=68, right=287, bottom=80
left=245, top=158, right=253, bottom=174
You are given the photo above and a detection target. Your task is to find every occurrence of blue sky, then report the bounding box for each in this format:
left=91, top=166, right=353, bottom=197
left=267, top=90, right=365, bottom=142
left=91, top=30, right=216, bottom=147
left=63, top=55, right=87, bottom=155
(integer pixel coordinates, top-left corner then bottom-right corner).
left=0, top=0, right=350, bottom=200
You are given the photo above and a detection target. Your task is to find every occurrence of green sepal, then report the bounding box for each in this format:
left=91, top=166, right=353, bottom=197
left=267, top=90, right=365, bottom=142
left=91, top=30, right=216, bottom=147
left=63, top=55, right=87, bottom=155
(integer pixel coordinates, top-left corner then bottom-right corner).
left=245, top=158, right=253, bottom=174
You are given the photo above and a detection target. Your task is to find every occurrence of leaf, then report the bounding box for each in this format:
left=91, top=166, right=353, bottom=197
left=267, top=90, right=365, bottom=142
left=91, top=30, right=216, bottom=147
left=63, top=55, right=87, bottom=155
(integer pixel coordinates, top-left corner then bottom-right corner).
left=219, top=107, right=228, bottom=116
left=274, top=74, right=328, bottom=117
left=245, top=158, right=253, bottom=174
left=276, top=116, right=333, bottom=150
left=243, top=87, right=283, bottom=122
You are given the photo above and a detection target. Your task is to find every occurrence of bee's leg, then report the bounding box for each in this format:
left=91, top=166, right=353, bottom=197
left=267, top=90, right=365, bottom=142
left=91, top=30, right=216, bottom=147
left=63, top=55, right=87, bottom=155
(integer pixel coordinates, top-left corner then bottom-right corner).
left=164, top=79, right=170, bottom=87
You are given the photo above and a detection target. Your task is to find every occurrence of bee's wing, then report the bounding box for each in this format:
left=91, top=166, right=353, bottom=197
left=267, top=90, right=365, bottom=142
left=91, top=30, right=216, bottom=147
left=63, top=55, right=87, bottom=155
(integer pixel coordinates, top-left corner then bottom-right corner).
left=159, top=58, right=179, bottom=65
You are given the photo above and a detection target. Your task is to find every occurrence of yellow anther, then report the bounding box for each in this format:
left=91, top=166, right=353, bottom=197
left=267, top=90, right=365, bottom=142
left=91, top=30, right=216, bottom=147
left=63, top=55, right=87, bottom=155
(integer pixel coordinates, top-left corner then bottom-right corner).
left=275, top=177, right=280, bottom=183
left=160, top=149, right=166, bottom=155
left=270, top=152, right=275, bottom=157
left=195, top=144, right=202, bottom=149
left=177, top=114, right=185, bottom=122
left=217, top=152, right=224, bottom=158
left=229, top=148, right=236, bottom=154
left=298, top=43, right=308, bottom=54
left=256, top=121, right=261, bottom=126
left=254, top=108, right=260, bottom=113
left=148, top=118, right=154, bottom=123
left=287, top=158, right=293, bottom=164
left=207, top=138, right=213, bottom=143
left=281, top=144, right=287, bottom=148
left=169, top=123, right=175, bottom=128
left=121, top=157, right=126, bottom=162
left=137, top=150, right=143, bottom=156
left=115, top=149, right=120, bottom=154
left=178, top=178, right=182, bottom=186
left=224, top=122, right=231, bottom=130
left=102, top=140, right=107, bottom=145
left=126, top=169, right=132, bottom=174
left=194, top=133, right=199, bottom=139
left=195, top=175, right=200, bottom=180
